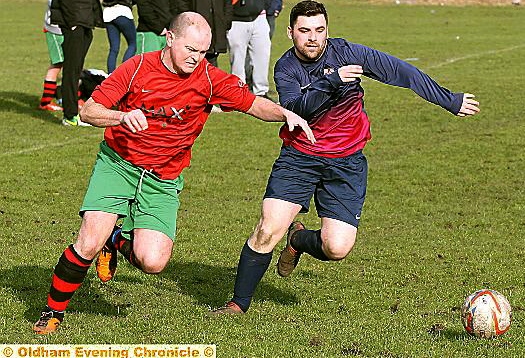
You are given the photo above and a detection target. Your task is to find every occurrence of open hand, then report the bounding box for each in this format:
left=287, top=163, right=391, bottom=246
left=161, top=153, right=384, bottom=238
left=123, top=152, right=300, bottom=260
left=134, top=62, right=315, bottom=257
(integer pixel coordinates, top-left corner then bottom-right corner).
left=338, top=65, right=363, bottom=83
left=457, top=93, right=480, bottom=117
left=283, top=108, right=316, bottom=144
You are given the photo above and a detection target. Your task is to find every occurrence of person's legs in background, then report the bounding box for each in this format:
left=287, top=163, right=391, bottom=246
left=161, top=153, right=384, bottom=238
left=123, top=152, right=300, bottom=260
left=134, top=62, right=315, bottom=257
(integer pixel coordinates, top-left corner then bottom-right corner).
left=60, top=26, right=93, bottom=125
left=266, top=14, right=276, bottom=39
left=40, top=31, right=64, bottom=111
left=40, top=64, right=63, bottom=111
left=248, top=15, right=271, bottom=97
left=105, top=21, right=121, bottom=74
left=113, top=15, right=136, bottom=64
left=227, top=21, right=250, bottom=84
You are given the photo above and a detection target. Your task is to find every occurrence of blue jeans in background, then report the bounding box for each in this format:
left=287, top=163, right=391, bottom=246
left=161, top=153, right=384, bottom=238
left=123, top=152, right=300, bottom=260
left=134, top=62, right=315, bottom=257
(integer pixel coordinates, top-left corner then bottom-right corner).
left=105, top=16, right=137, bottom=73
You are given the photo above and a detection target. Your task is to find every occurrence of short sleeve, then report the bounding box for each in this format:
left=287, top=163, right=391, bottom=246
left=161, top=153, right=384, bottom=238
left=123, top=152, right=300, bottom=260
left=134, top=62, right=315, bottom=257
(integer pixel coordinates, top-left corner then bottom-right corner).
left=91, top=55, right=142, bottom=108
left=206, top=65, right=256, bottom=113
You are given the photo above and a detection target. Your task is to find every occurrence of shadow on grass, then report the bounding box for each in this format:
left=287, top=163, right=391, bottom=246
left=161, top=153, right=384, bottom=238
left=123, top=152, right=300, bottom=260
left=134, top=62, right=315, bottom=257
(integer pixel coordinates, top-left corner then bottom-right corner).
left=163, top=261, right=299, bottom=308
left=1, top=261, right=298, bottom=323
left=0, top=265, right=128, bottom=322
left=0, top=91, right=61, bottom=124
left=441, top=328, right=469, bottom=340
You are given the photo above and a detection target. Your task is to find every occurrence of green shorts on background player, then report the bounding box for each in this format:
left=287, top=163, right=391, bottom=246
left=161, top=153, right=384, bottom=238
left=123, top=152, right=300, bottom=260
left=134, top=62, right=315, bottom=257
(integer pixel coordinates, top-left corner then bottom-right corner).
left=39, top=0, right=63, bottom=112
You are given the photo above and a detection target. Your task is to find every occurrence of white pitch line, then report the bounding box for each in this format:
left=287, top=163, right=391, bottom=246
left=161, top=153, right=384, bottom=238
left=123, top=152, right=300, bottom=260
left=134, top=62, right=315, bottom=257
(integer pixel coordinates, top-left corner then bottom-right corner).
left=425, top=43, right=525, bottom=70
left=0, top=133, right=102, bottom=157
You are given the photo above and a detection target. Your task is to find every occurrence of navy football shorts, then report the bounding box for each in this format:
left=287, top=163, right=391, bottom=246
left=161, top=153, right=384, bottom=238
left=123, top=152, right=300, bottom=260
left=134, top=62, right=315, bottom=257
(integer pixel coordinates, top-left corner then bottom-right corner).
left=264, top=145, right=368, bottom=227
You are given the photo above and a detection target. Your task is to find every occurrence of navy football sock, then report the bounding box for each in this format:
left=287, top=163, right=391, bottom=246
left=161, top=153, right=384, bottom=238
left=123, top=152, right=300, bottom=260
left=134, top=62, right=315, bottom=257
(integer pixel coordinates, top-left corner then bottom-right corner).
left=292, top=229, right=329, bottom=261
left=231, top=241, right=272, bottom=312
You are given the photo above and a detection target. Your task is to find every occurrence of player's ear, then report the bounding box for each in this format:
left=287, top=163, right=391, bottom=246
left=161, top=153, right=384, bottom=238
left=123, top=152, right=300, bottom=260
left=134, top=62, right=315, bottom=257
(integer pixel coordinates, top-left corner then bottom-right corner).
left=287, top=26, right=293, bottom=40
left=166, top=31, right=174, bottom=47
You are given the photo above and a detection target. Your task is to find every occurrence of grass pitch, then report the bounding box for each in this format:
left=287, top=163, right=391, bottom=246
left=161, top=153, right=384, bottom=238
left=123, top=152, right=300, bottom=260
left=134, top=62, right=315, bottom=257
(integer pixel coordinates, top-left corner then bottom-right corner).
left=1, top=0, right=524, bottom=356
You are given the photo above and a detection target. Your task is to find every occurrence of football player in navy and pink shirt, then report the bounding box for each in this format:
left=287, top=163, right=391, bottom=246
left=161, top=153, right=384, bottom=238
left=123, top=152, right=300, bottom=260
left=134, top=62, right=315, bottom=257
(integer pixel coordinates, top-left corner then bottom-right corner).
left=215, top=0, right=480, bottom=315
left=33, top=11, right=315, bottom=334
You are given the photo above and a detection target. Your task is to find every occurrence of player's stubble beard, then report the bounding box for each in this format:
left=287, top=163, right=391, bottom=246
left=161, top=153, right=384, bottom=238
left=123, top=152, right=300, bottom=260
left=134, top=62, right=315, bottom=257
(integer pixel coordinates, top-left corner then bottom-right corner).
left=294, top=39, right=327, bottom=62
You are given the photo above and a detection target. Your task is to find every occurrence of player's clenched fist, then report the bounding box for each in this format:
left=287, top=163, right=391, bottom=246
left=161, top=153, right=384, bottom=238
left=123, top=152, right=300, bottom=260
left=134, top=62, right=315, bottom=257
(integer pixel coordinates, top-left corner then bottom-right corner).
left=120, top=109, right=148, bottom=133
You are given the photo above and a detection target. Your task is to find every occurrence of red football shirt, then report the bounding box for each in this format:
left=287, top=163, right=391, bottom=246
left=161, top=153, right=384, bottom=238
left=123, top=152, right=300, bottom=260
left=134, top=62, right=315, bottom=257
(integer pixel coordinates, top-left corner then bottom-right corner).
left=91, top=51, right=256, bottom=180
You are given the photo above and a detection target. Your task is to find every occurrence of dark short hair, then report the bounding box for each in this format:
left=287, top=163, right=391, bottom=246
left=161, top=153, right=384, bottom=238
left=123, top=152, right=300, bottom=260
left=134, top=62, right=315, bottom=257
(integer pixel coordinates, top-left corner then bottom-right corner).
left=289, top=1, right=328, bottom=28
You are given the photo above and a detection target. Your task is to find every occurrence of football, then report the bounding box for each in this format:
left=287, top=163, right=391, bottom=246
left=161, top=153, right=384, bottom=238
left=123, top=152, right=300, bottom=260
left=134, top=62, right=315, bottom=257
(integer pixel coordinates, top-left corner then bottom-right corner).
left=461, top=289, right=512, bottom=338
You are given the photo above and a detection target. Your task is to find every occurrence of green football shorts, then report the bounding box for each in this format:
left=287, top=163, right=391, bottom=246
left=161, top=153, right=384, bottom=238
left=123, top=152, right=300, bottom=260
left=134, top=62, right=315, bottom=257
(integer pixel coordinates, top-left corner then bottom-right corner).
left=136, top=32, right=166, bottom=54
left=45, top=32, right=64, bottom=65
left=80, top=141, right=184, bottom=241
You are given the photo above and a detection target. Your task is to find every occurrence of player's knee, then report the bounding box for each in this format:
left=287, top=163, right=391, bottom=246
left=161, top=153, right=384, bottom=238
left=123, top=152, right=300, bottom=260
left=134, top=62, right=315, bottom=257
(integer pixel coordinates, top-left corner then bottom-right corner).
left=140, top=262, right=167, bottom=274
left=74, top=239, right=103, bottom=260
left=250, top=223, right=281, bottom=251
left=324, top=239, right=355, bottom=261
left=252, top=227, right=273, bottom=249
left=137, top=253, right=169, bottom=274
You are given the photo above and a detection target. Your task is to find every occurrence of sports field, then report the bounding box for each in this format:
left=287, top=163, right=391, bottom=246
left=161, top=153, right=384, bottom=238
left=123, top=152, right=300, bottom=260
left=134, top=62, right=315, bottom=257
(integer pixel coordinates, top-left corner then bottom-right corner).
left=1, top=0, right=524, bottom=356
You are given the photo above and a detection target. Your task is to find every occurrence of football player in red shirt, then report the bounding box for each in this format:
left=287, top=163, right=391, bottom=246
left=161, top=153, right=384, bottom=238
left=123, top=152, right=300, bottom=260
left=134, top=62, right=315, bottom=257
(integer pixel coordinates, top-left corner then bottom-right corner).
left=33, top=11, right=315, bottom=334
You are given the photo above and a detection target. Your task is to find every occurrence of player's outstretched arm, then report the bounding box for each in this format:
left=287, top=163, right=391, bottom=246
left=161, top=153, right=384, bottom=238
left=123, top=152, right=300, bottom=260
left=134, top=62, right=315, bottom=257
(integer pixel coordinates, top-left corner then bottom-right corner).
left=246, top=96, right=316, bottom=144
left=456, top=93, right=480, bottom=117
left=80, top=98, right=148, bottom=133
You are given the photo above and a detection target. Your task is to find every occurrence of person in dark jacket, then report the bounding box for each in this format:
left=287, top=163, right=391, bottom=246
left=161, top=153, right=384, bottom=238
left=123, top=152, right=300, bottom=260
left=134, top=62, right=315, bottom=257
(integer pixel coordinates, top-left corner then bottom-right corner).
left=227, top=0, right=271, bottom=98
left=178, top=0, right=232, bottom=67
left=135, top=0, right=171, bottom=54
left=265, top=0, right=282, bottom=39
left=50, top=0, right=104, bottom=126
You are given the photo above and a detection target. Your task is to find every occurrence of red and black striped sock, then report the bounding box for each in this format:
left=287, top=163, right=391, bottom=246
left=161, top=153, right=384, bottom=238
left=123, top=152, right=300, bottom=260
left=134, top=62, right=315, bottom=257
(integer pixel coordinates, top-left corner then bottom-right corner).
left=46, top=244, right=92, bottom=314
left=114, top=232, right=141, bottom=269
left=40, top=80, right=58, bottom=106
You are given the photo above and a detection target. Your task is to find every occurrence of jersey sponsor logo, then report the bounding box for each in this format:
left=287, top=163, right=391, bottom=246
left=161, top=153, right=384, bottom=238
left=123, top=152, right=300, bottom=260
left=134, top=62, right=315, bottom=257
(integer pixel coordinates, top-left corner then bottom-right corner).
left=140, top=103, right=189, bottom=121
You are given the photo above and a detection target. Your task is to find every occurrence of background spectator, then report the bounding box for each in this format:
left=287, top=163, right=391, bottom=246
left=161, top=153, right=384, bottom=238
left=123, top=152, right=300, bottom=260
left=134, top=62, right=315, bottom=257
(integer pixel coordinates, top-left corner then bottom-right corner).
left=102, top=0, right=137, bottom=73
left=135, top=0, right=171, bottom=54
left=40, top=0, right=64, bottom=112
left=49, top=0, right=104, bottom=126
left=227, top=0, right=272, bottom=99
left=265, top=0, right=282, bottom=39
left=178, top=0, right=233, bottom=67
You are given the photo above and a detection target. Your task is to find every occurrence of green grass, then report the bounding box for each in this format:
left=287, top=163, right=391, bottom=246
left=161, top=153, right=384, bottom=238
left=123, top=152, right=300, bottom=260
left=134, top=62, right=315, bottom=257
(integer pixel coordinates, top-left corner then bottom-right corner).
left=1, top=0, right=525, bottom=356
